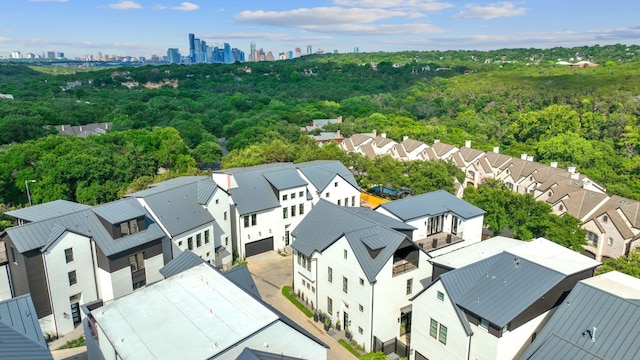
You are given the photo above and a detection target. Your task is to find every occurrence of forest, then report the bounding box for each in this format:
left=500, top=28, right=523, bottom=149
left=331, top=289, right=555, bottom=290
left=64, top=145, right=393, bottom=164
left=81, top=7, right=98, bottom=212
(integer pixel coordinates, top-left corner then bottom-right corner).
left=1, top=43, right=640, bottom=249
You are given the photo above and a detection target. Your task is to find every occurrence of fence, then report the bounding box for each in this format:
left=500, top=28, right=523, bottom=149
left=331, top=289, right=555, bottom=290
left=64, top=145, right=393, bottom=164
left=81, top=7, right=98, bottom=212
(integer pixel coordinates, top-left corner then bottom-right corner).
left=372, top=336, right=410, bottom=358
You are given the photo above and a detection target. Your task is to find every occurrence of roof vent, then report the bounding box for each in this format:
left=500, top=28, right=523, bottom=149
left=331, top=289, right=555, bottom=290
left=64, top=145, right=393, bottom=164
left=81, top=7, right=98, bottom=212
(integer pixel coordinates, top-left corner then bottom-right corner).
left=583, top=327, right=597, bottom=342
left=514, top=257, right=520, bottom=268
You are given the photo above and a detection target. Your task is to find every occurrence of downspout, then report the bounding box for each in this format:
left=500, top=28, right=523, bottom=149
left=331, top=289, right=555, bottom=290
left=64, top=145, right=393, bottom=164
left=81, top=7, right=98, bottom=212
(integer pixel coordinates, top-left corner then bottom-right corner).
left=467, top=333, right=472, bottom=360
left=41, top=252, right=58, bottom=337
left=370, top=281, right=375, bottom=352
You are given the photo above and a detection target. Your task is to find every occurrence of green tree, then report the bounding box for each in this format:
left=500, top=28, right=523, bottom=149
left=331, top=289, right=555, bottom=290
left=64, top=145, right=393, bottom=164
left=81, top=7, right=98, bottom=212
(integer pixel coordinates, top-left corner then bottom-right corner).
left=596, top=251, right=640, bottom=278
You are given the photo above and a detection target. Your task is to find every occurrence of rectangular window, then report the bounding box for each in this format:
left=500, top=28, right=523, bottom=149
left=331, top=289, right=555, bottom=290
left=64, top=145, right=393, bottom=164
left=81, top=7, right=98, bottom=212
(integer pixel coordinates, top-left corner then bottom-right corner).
left=225, top=237, right=229, bottom=246
left=129, top=252, right=145, bottom=271
left=480, top=319, right=490, bottom=330
left=325, top=192, right=330, bottom=198
left=334, top=182, right=338, bottom=187
left=406, top=278, right=413, bottom=295
left=251, top=214, right=257, bottom=226
left=327, top=297, right=333, bottom=315
left=343, top=276, right=348, bottom=293
left=283, top=207, right=288, bottom=219
left=188, top=237, right=193, bottom=250
left=428, top=214, right=444, bottom=235
left=244, top=216, right=250, bottom=228
left=129, top=219, right=138, bottom=234
left=224, top=211, right=227, bottom=221
left=283, top=194, right=288, bottom=201
left=359, top=278, right=364, bottom=286
left=68, top=270, right=77, bottom=286
left=215, top=198, right=219, bottom=204
left=430, top=319, right=438, bottom=338
left=437, top=291, right=445, bottom=301
left=352, top=196, right=356, bottom=206
left=178, top=240, right=183, bottom=247
left=299, top=191, right=304, bottom=197
left=343, top=198, right=348, bottom=206
left=64, top=248, right=74, bottom=263
left=359, top=304, right=364, bottom=312
left=299, top=203, right=304, bottom=215
left=291, top=192, right=296, bottom=199
left=291, top=205, right=296, bottom=217
left=69, top=293, right=81, bottom=302
left=338, top=199, right=341, bottom=206
left=439, top=324, right=447, bottom=344
left=196, top=233, right=202, bottom=247
left=358, top=326, right=363, bottom=335
left=204, top=230, right=210, bottom=244
left=608, top=237, right=614, bottom=246
left=120, top=222, right=130, bottom=236
left=10, top=247, right=17, bottom=265
left=343, top=249, right=347, bottom=259
left=328, top=267, right=333, bottom=283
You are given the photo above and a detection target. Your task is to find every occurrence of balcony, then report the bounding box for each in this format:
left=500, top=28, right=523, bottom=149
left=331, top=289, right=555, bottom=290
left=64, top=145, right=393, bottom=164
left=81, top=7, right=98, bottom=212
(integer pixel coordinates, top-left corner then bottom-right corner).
left=415, top=233, right=464, bottom=252
left=393, top=260, right=418, bottom=276
left=393, top=246, right=419, bottom=276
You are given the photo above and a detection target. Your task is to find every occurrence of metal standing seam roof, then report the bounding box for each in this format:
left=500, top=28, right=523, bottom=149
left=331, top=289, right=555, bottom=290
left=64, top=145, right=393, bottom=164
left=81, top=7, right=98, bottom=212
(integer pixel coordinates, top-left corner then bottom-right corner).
left=236, top=348, right=308, bottom=360
left=92, top=197, right=148, bottom=224
left=343, top=207, right=415, bottom=231
left=375, top=189, right=486, bottom=221
left=296, top=160, right=360, bottom=192
left=0, top=294, right=52, bottom=360
left=263, top=168, right=309, bottom=190
left=521, top=278, right=640, bottom=360
left=159, top=249, right=206, bottom=279
left=5, top=199, right=91, bottom=222
left=292, top=200, right=413, bottom=283
left=134, top=183, right=215, bottom=237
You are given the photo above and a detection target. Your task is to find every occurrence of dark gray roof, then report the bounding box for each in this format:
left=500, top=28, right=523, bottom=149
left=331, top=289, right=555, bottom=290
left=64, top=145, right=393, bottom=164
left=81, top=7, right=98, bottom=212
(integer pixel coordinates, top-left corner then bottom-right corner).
left=521, top=279, right=640, bottom=360
left=343, top=207, right=415, bottom=232
left=376, top=189, right=486, bottom=221
left=296, top=160, right=360, bottom=192
left=159, top=249, right=205, bottom=278
left=441, top=252, right=564, bottom=328
left=237, top=348, right=305, bottom=360
left=92, top=197, right=147, bottom=224
left=6, top=199, right=166, bottom=256
left=225, top=265, right=261, bottom=299
left=0, top=294, right=52, bottom=360
left=133, top=183, right=215, bottom=237
left=292, top=200, right=414, bottom=283
left=5, top=200, right=91, bottom=222
left=127, top=176, right=218, bottom=205
left=222, top=163, right=305, bottom=215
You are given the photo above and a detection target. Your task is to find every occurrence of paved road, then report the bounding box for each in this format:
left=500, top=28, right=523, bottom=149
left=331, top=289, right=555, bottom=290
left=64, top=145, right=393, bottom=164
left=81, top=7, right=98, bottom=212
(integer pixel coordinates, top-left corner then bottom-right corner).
left=247, top=252, right=358, bottom=360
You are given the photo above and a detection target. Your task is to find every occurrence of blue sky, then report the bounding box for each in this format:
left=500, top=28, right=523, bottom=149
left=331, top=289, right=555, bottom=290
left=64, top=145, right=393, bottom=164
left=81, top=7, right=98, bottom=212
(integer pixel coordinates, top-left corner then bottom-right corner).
left=1, top=0, right=639, bottom=59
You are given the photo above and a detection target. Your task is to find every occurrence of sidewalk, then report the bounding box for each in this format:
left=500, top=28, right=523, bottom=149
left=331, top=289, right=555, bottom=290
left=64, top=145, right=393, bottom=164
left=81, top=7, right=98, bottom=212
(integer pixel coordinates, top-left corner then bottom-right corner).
left=47, top=324, right=85, bottom=350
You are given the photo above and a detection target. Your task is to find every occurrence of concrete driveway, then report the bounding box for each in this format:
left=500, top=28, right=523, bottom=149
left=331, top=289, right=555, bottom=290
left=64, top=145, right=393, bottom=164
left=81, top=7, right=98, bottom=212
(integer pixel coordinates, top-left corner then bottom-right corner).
left=247, top=252, right=358, bottom=360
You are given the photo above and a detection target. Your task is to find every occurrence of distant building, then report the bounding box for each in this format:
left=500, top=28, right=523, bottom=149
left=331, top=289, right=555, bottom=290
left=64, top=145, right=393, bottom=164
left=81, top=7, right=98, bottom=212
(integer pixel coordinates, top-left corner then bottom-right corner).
left=354, top=47, right=359, bottom=53
left=188, top=33, right=196, bottom=63
left=52, top=123, right=112, bottom=137
left=167, top=48, right=181, bottom=64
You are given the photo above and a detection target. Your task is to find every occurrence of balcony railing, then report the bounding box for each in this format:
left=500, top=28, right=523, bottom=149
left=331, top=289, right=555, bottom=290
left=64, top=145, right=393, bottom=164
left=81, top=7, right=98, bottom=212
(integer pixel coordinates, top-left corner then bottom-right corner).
left=393, top=260, right=418, bottom=276
left=415, top=233, right=464, bottom=252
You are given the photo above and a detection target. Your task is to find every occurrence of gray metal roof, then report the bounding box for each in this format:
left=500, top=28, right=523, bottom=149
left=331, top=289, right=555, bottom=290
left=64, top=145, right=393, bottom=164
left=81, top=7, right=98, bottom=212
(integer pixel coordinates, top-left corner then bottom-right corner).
left=343, top=207, right=415, bottom=232
left=237, top=348, right=305, bottom=360
left=92, top=197, right=147, bottom=224
left=263, top=168, right=309, bottom=190
left=159, top=249, right=205, bottom=278
left=127, top=176, right=219, bottom=205
left=222, top=163, right=301, bottom=215
left=292, top=200, right=413, bottom=283
left=6, top=199, right=166, bottom=256
left=521, top=274, right=640, bottom=360
left=225, top=265, right=261, bottom=299
left=296, top=160, right=360, bottom=192
left=441, top=252, right=565, bottom=328
left=5, top=200, right=91, bottom=222
left=376, top=189, right=486, bottom=221
left=0, top=294, right=52, bottom=360
left=136, top=183, right=215, bottom=237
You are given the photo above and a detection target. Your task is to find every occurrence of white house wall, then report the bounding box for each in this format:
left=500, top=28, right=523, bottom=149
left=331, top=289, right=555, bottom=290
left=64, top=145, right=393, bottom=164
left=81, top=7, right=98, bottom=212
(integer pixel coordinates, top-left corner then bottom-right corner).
left=206, top=187, right=232, bottom=264
left=145, top=253, right=164, bottom=285
left=96, top=268, right=115, bottom=302
left=172, top=224, right=216, bottom=264
left=302, top=173, right=360, bottom=208
left=0, top=264, right=11, bottom=301
left=411, top=281, right=469, bottom=360
left=43, top=231, right=98, bottom=336
left=493, top=311, right=552, bottom=360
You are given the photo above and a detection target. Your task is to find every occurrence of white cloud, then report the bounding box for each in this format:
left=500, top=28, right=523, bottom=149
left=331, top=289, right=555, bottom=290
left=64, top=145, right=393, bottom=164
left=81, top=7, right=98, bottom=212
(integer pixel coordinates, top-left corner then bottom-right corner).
left=107, top=1, right=142, bottom=10
left=202, top=32, right=332, bottom=43
left=304, top=23, right=444, bottom=35
left=236, top=7, right=408, bottom=27
left=453, top=2, right=527, bottom=20
left=332, top=0, right=453, bottom=11
left=171, top=2, right=199, bottom=11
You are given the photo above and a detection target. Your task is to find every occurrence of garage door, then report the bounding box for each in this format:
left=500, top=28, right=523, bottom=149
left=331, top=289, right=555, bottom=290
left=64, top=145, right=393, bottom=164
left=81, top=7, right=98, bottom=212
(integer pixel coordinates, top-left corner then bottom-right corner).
left=245, top=237, right=274, bottom=257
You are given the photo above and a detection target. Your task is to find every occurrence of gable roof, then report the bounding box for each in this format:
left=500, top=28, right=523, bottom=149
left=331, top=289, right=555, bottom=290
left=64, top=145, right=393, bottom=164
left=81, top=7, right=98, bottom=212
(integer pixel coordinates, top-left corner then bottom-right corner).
left=292, top=200, right=414, bottom=283
left=159, top=249, right=205, bottom=278
left=127, top=176, right=219, bottom=205
left=375, top=189, right=485, bottom=221
left=429, top=236, right=525, bottom=270
left=237, top=348, right=306, bottom=360
left=0, top=294, right=52, bottom=360
left=296, top=160, right=360, bottom=192
left=521, top=271, right=640, bottom=360
left=5, top=200, right=91, bottom=222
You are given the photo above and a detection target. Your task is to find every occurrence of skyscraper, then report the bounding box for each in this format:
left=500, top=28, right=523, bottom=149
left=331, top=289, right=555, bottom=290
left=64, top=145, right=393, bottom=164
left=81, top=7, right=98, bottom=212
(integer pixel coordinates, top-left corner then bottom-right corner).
left=223, top=43, right=232, bottom=63
left=167, top=48, right=181, bottom=64
left=188, top=33, right=196, bottom=63
left=249, top=42, right=256, bottom=62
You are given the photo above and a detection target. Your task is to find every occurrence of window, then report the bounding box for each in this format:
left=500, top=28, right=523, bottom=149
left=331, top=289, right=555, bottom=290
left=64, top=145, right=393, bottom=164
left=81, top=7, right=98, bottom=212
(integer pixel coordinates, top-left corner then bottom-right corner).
left=69, top=293, right=81, bottom=302
left=204, top=230, right=210, bottom=244
left=129, top=252, right=144, bottom=271
left=338, top=199, right=341, bottom=206
left=439, top=324, right=448, bottom=344
left=430, top=319, right=438, bottom=338
left=64, top=248, right=74, bottom=263
left=559, top=205, right=564, bottom=212
left=608, top=237, right=614, bottom=246
left=328, top=267, right=333, bottom=283
left=299, top=191, right=304, bottom=197
left=359, top=278, right=364, bottom=286
left=196, top=233, right=202, bottom=247
left=325, top=192, right=330, bottom=198
left=343, top=249, right=348, bottom=259
left=480, top=318, right=490, bottom=330
left=291, top=192, right=296, bottom=199
left=587, top=231, right=598, bottom=246
left=437, top=291, right=445, bottom=301
left=299, top=203, right=304, bottom=215
left=120, top=219, right=139, bottom=236
left=68, top=270, right=77, bottom=286
left=428, top=214, right=444, bottom=235
left=188, top=237, right=193, bottom=250
left=312, top=286, right=315, bottom=293
left=291, top=205, right=296, bottom=217
left=224, top=211, right=227, bottom=221
left=343, top=276, right=348, bottom=293
left=244, top=216, right=250, bottom=228
left=344, top=198, right=348, bottom=206
left=358, top=326, right=363, bottom=335
left=283, top=194, right=288, bottom=201
left=351, top=196, right=356, bottom=206
left=283, top=207, right=288, bottom=219
left=178, top=240, right=183, bottom=247
left=215, top=198, right=219, bottom=204
left=406, top=278, right=413, bottom=295
left=603, top=215, right=608, bottom=222
left=327, top=297, right=333, bottom=315
left=225, top=237, right=229, bottom=246
left=251, top=214, right=257, bottom=226
left=359, top=304, right=364, bottom=312
left=10, top=247, right=17, bottom=265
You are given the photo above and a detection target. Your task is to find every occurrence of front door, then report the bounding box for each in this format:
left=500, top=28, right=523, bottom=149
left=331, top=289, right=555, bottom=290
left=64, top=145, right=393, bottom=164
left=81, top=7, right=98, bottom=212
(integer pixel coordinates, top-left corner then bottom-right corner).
left=70, top=302, right=81, bottom=326
left=343, top=311, right=349, bottom=330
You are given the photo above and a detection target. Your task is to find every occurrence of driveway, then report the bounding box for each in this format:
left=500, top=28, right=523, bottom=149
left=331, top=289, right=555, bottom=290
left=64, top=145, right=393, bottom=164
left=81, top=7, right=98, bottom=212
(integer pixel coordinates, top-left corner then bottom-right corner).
left=247, top=252, right=358, bottom=360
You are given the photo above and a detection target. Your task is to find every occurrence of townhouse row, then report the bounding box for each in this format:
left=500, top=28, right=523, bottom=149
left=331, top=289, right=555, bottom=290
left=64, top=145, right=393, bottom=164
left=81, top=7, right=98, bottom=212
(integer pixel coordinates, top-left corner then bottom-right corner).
left=340, top=131, right=640, bottom=261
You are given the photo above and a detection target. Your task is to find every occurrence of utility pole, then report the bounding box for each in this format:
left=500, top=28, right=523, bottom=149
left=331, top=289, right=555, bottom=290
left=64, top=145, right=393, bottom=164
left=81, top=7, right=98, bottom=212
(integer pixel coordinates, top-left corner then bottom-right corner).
left=25, top=179, right=36, bottom=206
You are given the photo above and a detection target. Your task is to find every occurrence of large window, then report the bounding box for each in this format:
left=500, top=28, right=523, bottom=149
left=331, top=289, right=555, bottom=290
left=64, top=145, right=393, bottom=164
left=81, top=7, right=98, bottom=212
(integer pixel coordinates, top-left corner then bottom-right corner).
left=188, top=237, right=193, bottom=250
left=283, top=207, right=288, bottom=219
left=430, top=319, right=448, bottom=345
left=64, top=248, right=74, bottom=263
left=196, top=233, right=202, bottom=247
left=120, top=219, right=139, bottom=236
left=439, top=324, right=448, bottom=344
left=129, top=252, right=145, bottom=272
left=299, top=203, right=304, bottom=215
left=291, top=205, right=296, bottom=217
left=428, top=214, right=444, bottom=235
left=204, top=230, right=210, bottom=244
left=327, top=297, right=333, bottom=315
left=430, top=319, right=438, bottom=338
left=251, top=214, right=257, bottom=226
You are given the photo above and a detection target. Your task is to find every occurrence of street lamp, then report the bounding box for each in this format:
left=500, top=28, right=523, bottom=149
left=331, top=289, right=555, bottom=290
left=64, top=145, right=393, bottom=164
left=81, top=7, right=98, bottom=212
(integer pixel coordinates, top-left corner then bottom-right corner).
left=25, top=180, right=36, bottom=206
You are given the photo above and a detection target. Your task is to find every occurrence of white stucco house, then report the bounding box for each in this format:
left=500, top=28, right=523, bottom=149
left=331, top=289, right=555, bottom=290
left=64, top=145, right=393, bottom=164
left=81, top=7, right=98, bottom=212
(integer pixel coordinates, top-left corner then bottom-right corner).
left=296, top=160, right=361, bottom=207
left=291, top=200, right=431, bottom=352
left=410, top=238, right=600, bottom=360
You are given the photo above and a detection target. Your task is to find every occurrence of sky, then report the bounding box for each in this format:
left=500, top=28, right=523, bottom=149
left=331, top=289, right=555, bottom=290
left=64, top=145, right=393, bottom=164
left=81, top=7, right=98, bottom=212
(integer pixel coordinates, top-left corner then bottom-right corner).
left=1, top=0, right=639, bottom=59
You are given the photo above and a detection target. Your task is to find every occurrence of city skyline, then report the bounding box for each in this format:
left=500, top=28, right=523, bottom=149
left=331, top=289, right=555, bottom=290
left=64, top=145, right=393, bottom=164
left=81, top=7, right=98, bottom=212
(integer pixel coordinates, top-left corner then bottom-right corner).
left=1, top=0, right=640, bottom=59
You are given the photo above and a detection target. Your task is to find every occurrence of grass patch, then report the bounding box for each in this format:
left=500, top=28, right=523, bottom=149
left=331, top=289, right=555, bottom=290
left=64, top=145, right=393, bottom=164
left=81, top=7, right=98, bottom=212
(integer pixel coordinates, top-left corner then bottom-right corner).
left=234, top=261, right=248, bottom=267
left=339, top=339, right=363, bottom=357
left=281, top=286, right=313, bottom=318
left=57, top=336, right=85, bottom=349
left=338, top=340, right=387, bottom=360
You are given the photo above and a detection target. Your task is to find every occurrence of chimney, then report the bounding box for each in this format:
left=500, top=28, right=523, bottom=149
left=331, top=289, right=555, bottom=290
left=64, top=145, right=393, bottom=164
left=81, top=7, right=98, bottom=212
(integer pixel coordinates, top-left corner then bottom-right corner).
left=465, top=140, right=471, bottom=148
left=336, top=130, right=341, bottom=138
left=493, top=146, right=499, bottom=153
left=336, top=116, right=342, bottom=123
left=372, top=129, right=377, bottom=137
left=571, top=172, right=580, bottom=180
left=105, top=123, right=109, bottom=130
left=568, top=166, right=576, bottom=174
left=520, top=153, right=527, bottom=160
left=381, top=132, right=387, bottom=138
left=434, top=139, right=440, bottom=144
left=550, top=161, right=558, bottom=168
left=403, top=135, right=409, bottom=141
left=61, top=125, right=65, bottom=131
left=79, top=125, right=83, bottom=132
left=527, top=155, right=534, bottom=162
